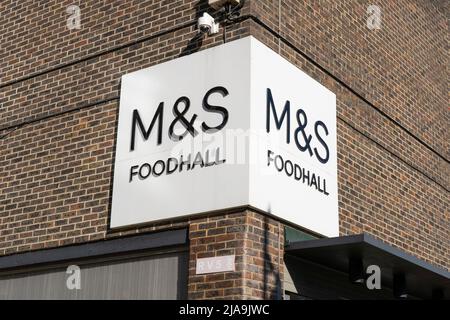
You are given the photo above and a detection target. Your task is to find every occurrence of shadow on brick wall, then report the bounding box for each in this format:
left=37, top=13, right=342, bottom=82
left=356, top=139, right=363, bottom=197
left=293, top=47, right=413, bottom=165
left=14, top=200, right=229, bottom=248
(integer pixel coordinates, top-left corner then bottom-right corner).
left=263, top=211, right=282, bottom=300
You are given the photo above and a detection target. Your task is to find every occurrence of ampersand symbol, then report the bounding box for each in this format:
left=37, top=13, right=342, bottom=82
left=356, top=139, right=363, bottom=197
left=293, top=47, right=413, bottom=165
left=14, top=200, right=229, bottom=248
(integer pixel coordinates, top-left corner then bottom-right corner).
left=169, top=96, right=198, bottom=141
left=294, top=108, right=313, bottom=156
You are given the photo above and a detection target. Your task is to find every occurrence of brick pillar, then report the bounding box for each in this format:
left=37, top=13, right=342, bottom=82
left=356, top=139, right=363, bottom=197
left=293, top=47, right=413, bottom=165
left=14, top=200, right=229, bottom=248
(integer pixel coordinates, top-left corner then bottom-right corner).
left=188, top=210, right=284, bottom=300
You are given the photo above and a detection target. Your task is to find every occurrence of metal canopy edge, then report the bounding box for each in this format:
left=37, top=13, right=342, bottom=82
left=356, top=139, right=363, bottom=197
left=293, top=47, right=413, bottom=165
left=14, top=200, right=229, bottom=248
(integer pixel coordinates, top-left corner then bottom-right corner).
left=285, top=233, right=450, bottom=299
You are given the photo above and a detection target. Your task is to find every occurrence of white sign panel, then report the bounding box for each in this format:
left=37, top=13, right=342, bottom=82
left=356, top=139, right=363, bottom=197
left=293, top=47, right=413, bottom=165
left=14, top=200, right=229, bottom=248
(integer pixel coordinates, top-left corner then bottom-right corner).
left=111, top=36, right=338, bottom=237
left=196, top=255, right=235, bottom=275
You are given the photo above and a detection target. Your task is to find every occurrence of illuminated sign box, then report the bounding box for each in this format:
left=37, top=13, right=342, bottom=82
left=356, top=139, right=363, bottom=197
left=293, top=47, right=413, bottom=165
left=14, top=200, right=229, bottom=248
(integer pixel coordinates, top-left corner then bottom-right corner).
left=111, top=36, right=338, bottom=237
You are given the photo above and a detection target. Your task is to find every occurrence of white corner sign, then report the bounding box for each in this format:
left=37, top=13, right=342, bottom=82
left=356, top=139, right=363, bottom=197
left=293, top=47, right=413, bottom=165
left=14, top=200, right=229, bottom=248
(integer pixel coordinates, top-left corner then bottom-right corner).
left=196, top=255, right=235, bottom=275
left=111, top=36, right=338, bottom=237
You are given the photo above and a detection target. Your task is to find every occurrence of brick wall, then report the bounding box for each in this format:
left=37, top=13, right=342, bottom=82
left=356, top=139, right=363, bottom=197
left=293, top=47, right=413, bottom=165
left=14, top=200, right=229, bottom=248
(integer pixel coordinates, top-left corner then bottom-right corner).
left=248, top=0, right=449, bottom=268
left=0, top=0, right=251, bottom=256
left=188, top=211, right=284, bottom=300
left=0, top=0, right=448, bottom=299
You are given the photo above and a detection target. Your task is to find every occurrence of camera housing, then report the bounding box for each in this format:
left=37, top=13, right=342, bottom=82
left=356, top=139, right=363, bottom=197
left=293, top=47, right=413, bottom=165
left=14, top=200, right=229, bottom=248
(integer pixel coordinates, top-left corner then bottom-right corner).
left=198, top=12, right=219, bottom=35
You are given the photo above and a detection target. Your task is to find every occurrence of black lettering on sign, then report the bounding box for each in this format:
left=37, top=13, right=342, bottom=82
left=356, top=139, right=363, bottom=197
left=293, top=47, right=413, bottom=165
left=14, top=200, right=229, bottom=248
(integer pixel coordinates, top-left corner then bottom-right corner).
left=266, top=88, right=290, bottom=144
left=314, top=121, right=329, bottom=164
left=202, top=86, right=229, bottom=133
left=294, top=108, right=313, bottom=156
left=265, top=88, right=330, bottom=164
left=129, top=86, right=231, bottom=151
left=130, top=102, right=164, bottom=151
left=168, top=96, right=198, bottom=141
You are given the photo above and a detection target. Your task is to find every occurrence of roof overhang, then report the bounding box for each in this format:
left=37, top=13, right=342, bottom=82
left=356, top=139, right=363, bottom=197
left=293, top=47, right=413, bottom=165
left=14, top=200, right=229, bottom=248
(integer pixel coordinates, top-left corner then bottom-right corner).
left=285, top=233, right=450, bottom=299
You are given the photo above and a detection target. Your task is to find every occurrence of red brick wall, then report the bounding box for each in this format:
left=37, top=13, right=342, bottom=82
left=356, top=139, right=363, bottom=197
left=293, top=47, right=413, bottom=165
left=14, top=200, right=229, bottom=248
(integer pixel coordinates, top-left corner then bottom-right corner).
left=188, top=211, right=284, bottom=300
left=0, top=0, right=448, bottom=299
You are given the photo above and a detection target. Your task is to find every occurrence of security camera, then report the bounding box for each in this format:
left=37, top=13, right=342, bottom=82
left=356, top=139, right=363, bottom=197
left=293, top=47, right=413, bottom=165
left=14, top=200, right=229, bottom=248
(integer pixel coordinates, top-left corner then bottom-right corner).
left=198, top=12, right=219, bottom=35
